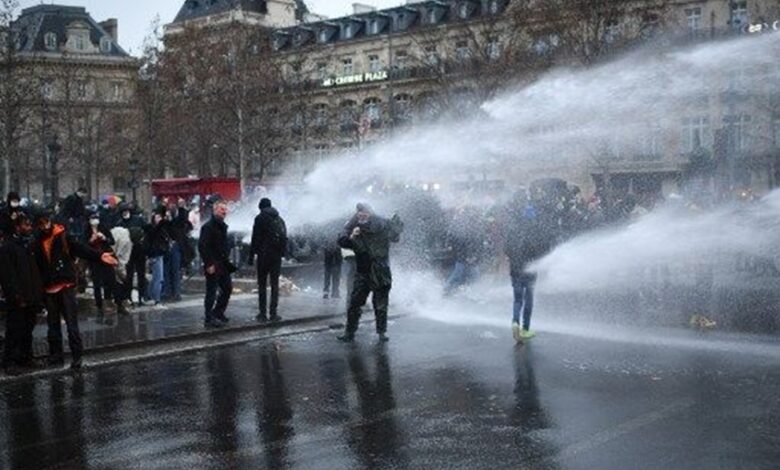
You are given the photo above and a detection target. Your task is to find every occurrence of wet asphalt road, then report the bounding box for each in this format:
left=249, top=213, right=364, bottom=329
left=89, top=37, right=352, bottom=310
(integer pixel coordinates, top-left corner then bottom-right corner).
left=0, top=315, right=778, bottom=470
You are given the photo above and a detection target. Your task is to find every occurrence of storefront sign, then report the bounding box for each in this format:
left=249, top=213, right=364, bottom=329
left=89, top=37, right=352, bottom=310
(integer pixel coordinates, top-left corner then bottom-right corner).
left=745, top=21, right=779, bottom=34
left=322, top=70, right=388, bottom=88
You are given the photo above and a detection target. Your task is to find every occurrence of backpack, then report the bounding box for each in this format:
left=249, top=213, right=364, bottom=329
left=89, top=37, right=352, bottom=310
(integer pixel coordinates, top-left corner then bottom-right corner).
left=267, top=217, right=287, bottom=253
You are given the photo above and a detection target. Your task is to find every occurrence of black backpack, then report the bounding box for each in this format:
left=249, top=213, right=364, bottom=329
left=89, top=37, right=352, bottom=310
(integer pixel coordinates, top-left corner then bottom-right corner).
left=267, top=217, right=287, bottom=253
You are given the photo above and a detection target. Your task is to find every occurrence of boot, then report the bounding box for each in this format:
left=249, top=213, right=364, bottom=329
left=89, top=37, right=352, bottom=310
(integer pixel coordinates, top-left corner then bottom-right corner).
left=337, top=333, right=354, bottom=343
left=116, top=301, right=129, bottom=316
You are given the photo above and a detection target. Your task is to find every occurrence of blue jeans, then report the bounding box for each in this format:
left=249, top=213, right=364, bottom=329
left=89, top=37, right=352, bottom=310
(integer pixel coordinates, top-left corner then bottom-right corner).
left=444, top=261, right=478, bottom=294
left=163, top=242, right=183, bottom=300
left=512, top=272, right=537, bottom=330
left=147, top=256, right=164, bottom=303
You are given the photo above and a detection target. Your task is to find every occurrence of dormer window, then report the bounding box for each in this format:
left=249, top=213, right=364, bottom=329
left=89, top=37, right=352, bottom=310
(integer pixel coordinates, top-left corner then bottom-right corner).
left=369, top=19, right=380, bottom=35
left=100, top=37, right=112, bottom=53
left=44, top=32, right=57, bottom=51
left=459, top=3, right=470, bottom=19
left=75, top=34, right=86, bottom=51
left=318, top=29, right=329, bottom=43
left=343, top=23, right=353, bottom=39
left=429, top=9, right=438, bottom=24
left=488, top=0, right=500, bottom=15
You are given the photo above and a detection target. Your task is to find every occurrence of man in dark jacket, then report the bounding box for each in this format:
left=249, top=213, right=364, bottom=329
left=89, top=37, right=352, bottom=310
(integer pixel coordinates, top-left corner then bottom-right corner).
left=163, top=201, right=193, bottom=302
left=60, top=188, right=88, bottom=237
left=83, top=211, right=125, bottom=320
left=337, top=204, right=403, bottom=343
left=118, top=204, right=148, bottom=306
left=0, top=213, right=44, bottom=373
left=249, top=198, right=287, bottom=322
left=34, top=208, right=118, bottom=369
left=0, top=192, right=23, bottom=237
left=505, top=202, right=553, bottom=344
left=198, top=200, right=233, bottom=328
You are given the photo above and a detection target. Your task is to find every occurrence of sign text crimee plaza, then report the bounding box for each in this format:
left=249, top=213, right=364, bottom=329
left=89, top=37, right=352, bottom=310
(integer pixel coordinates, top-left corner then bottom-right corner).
left=322, top=70, right=388, bottom=88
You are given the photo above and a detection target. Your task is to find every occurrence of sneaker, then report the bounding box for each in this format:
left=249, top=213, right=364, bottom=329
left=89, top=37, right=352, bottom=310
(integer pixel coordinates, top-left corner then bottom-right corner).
left=377, top=333, right=390, bottom=343
left=256, top=314, right=269, bottom=323
left=270, top=314, right=282, bottom=322
left=216, top=316, right=230, bottom=324
left=323, top=292, right=329, bottom=299
left=204, top=319, right=225, bottom=329
left=512, top=322, right=521, bottom=342
left=521, top=329, right=536, bottom=340
left=337, top=334, right=354, bottom=343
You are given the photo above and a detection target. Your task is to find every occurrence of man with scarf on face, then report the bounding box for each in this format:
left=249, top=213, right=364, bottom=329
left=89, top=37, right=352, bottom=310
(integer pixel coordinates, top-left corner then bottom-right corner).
left=337, top=203, right=404, bottom=343
left=0, top=192, right=23, bottom=237
left=0, top=212, right=44, bottom=374
left=34, top=208, right=118, bottom=369
left=83, top=211, right=127, bottom=320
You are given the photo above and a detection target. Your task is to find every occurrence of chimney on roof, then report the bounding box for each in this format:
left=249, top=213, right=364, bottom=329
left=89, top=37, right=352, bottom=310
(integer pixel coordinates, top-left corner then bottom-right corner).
left=100, top=19, right=118, bottom=42
left=352, top=3, right=377, bottom=15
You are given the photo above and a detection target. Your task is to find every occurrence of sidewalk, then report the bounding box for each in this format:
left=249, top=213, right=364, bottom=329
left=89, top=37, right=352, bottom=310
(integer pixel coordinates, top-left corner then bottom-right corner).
left=2, top=290, right=348, bottom=358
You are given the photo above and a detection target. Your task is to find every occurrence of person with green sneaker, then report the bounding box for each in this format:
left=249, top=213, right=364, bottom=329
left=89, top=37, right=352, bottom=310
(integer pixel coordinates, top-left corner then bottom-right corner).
left=505, top=196, right=553, bottom=344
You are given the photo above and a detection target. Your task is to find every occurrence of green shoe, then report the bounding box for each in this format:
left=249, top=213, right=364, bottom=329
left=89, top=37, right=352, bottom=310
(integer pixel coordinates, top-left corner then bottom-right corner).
left=512, top=322, right=521, bottom=343
left=521, top=329, right=536, bottom=340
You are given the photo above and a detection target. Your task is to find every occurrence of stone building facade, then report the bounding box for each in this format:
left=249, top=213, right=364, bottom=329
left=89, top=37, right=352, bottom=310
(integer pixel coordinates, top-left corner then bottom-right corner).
left=2, top=5, right=138, bottom=203
left=167, top=0, right=780, bottom=200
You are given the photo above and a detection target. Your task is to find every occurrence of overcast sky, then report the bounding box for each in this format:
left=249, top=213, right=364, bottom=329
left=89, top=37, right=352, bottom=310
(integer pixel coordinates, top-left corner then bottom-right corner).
left=17, top=1, right=405, bottom=56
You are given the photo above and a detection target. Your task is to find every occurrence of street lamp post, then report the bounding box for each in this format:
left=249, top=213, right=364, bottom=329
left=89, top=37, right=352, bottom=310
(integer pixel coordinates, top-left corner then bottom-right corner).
left=129, top=158, right=140, bottom=203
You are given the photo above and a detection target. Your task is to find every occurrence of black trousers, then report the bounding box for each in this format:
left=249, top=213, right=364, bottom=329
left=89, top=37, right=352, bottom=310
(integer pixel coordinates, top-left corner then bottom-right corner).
left=3, top=307, right=37, bottom=366
left=346, top=276, right=390, bottom=335
left=90, top=261, right=117, bottom=311
left=323, top=252, right=343, bottom=297
left=204, top=271, right=232, bottom=322
left=125, top=245, right=148, bottom=302
left=46, top=288, right=82, bottom=362
left=257, top=257, right=282, bottom=317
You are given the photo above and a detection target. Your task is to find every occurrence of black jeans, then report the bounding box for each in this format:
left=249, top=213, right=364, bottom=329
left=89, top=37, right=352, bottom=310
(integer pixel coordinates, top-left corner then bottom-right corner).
left=323, top=252, right=343, bottom=298
left=46, top=288, right=82, bottom=362
left=91, top=261, right=117, bottom=312
left=125, top=245, right=147, bottom=302
left=345, top=275, right=390, bottom=335
left=257, top=256, right=282, bottom=317
left=204, top=271, right=232, bottom=322
left=3, top=307, right=37, bottom=366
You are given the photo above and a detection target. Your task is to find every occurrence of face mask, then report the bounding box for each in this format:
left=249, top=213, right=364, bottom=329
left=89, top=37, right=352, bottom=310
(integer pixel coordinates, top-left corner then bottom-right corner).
left=10, top=201, right=20, bottom=208
left=90, top=219, right=100, bottom=226
left=123, top=213, right=131, bottom=220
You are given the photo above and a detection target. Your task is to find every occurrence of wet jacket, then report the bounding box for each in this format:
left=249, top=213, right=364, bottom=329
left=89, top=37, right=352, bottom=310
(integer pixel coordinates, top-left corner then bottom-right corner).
left=0, top=234, right=45, bottom=309
left=250, top=207, right=288, bottom=260
left=338, top=214, right=403, bottom=289
left=35, top=224, right=102, bottom=290
left=505, top=215, right=552, bottom=276
left=198, top=217, right=231, bottom=274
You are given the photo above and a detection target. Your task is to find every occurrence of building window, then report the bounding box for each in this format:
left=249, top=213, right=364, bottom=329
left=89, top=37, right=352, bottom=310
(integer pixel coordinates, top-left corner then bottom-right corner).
left=640, top=125, right=663, bottom=159
left=724, top=114, right=751, bottom=152
left=456, top=40, right=472, bottom=61
left=318, top=29, right=329, bottom=43
left=369, top=19, right=380, bottom=35
left=730, top=1, right=748, bottom=30
left=368, top=55, right=381, bottom=72
left=100, top=37, right=112, bottom=53
left=44, top=32, right=57, bottom=51
left=488, top=0, right=500, bottom=15
left=343, top=23, right=353, bottom=39
left=425, top=45, right=439, bottom=65
left=681, top=116, right=711, bottom=152
left=76, top=81, right=88, bottom=100
left=340, top=100, right=357, bottom=133
left=604, top=19, right=621, bottom=43
left=112, top=82, right=124, bottom=101
left=487, top=40, right=502, bottom=60
left=685, top=7, right=701, bottom=34
left=342, top=58, right=353, bottom=75
left=774, top=117, right=780, bottom=148
left=533, top=34, right=559, bottom=56
left=394, top=94, right=413, bottom=123
left=317, top=62, right=328, bottom=79
left=428, top=9, right=438, bottom=24
left=314, top=144, right=329, bottom=162
left=75, top=34, right=87, bottom=51
left=395, top=50, right=408, bottom=69
left=313, top=103, right=329, bottom=128
left=41, top=80, right=53, bottom=99
left=364, top=98, right=382, bottom=127
left=459, top=2, right=470, bottom=19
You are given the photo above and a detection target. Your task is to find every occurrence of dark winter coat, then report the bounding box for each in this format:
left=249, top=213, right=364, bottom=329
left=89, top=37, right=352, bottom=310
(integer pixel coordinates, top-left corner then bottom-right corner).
left=144, top=221, right=172, bottom=258
left=60, top=193, right=86, bottom=222
left=35, top=224, right=102, bottom=290
left=167, top=209, right=195, bottom=263
left=0, top=206, right=22, bottom=237
left=250, top=207, right=288, bottom=260
left=0, top=234, right=45, bottom=309
left=198, top=217, right=231, bottom=274
left=338, top=214, right=403, bottom=290
left=82, top=223, right=116, bottom=255
left=505, top=215, right=552, bottom=276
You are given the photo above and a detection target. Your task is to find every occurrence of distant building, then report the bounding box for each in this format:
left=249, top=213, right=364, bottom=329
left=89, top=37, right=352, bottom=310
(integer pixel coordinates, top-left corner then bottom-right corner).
left=2, top=5, right=138, bottom=202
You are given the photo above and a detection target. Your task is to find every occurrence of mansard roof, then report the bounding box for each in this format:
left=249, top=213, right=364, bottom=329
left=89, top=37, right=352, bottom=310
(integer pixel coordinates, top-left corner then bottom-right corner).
left=12, top=5, right=130, bottom=57
left=272, top=0, right=508, bottom=51
left=174, top=0, right=309, bottom=24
